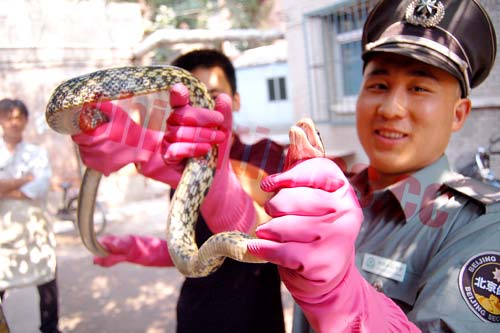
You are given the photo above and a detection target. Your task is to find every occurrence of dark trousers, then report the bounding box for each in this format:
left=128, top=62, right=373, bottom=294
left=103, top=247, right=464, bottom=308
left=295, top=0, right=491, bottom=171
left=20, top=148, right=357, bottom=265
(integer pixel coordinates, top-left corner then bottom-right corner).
left=0, top=278, right=60, bottom=333
left=0, top=300, right=9, bottom=333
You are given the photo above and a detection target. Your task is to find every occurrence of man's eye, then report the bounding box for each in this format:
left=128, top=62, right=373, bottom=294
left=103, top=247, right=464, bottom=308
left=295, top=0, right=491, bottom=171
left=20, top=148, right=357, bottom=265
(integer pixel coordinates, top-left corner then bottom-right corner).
left=412, top=86, right=428, bottom=93
left=367, top=83, right=387, bottom=90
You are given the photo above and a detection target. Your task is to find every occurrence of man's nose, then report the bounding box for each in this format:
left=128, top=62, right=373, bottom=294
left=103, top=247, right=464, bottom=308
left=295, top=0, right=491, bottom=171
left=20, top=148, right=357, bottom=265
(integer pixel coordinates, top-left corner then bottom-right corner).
left=376, top=86, right=408, bottom=118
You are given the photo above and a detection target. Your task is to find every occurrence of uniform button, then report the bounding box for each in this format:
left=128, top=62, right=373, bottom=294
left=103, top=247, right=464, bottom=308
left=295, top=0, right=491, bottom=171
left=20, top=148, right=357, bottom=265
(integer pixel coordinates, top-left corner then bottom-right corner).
left=372, top=280, right=383, bottom=291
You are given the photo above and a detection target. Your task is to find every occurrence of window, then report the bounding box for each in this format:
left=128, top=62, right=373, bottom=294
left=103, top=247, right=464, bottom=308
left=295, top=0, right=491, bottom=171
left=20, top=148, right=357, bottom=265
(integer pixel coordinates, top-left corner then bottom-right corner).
left=267, top=77, right=287, bottom=101
left=304, top=0, right=377, bottom=123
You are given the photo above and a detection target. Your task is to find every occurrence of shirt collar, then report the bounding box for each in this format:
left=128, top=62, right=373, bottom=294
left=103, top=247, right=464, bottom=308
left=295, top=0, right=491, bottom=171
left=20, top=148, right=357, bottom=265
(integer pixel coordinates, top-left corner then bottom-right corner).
left=0, top=137, right=25, bottom=153
left=351, top=155, right=458, bottom=221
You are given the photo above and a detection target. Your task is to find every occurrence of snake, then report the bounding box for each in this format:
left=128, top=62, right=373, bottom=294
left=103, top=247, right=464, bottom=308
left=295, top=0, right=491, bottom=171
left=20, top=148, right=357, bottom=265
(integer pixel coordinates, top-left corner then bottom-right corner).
left=45, top=65, right=325, bottom=278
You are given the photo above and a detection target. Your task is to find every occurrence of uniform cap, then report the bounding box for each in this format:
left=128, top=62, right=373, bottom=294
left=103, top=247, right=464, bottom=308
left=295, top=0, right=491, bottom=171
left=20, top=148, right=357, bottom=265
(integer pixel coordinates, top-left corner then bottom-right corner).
left=362, top=0, right=497, bottom=97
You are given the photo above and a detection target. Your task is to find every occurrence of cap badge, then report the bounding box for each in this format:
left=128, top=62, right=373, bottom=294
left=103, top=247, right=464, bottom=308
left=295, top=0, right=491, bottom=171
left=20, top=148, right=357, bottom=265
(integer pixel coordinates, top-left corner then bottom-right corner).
left=405, top=0, right=445, bottom=28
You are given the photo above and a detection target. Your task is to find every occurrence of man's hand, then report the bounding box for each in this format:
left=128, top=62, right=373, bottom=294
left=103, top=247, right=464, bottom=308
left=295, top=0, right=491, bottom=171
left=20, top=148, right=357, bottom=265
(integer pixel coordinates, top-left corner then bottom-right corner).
left=248, top=158, right=419, bottom=332
left=161, top=83, right=226, bottom=165
left=166, top=83, right=256, bottom=234
left=248, top=157, right=358, bottom=296
left=72, top=102, right=163, bottom=176
left=93, top=234, right=173, bottom=267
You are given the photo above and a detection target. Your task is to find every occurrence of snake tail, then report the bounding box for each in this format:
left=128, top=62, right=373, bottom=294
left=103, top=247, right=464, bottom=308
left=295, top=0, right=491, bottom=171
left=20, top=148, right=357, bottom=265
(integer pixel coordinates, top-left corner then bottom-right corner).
left=77, top=168, right=108, bottom=256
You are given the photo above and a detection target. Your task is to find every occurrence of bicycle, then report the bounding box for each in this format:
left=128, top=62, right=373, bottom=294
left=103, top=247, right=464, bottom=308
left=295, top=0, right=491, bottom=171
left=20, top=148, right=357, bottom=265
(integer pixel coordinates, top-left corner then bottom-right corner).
left=55, top=180, right=108, bottom=235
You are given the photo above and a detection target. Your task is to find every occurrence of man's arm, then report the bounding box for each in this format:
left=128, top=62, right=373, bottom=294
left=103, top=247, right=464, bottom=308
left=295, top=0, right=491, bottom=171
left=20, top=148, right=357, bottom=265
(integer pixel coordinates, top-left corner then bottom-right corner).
left=407, top=211, right=500, bottom=332
left=94, top=235, right=174, bottom=267
left=0, top=175, right=33, bottom=199
left=247, top=158, right=420, bottom=332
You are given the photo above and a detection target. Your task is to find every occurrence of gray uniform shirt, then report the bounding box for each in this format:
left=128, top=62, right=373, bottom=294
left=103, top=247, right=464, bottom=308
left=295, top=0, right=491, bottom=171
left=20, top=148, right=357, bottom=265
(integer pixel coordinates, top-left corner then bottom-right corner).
left=352, top=155, right=500, bottom=332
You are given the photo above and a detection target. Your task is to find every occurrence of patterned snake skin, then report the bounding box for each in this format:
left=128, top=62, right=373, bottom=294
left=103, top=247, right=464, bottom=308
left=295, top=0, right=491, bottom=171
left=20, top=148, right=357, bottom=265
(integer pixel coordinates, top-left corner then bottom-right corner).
left=45, top=66, right=325, bottom=277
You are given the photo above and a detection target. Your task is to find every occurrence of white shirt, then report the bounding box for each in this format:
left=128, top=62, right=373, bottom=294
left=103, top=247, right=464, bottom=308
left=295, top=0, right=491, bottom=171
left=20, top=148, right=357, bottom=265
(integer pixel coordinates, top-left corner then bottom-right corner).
left=0, top=138, right=52, bottom=201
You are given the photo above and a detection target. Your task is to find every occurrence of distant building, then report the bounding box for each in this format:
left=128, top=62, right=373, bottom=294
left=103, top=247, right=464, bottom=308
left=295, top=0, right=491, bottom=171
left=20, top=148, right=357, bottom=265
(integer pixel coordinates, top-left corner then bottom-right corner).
left=232, top=40, right=292, bottom=145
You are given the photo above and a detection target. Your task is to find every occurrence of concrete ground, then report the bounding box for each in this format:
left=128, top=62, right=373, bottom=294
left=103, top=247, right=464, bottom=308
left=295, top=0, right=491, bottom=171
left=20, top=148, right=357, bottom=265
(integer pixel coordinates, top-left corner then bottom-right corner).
left=1, top=195, right=294, bottom=333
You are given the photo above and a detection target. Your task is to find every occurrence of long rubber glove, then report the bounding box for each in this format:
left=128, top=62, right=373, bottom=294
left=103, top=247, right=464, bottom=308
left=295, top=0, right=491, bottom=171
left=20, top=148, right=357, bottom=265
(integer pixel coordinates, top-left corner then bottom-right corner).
left=166, top=83, right=256, bottom=234
left=93, top=234, right=173, bottom=267
left=247, top=158, right=420, bottom=333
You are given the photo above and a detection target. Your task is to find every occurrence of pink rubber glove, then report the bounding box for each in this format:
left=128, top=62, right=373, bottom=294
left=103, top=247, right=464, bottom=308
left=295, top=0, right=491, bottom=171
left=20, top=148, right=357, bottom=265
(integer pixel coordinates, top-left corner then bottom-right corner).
left=71, top=102, right=164, bottom=176
left=136, top=83, right=227, bottom=186
left=167, top=83, right=256, bottom=234
left=248, top=158, right=420, bottom=332
left=162, top=83, right=226, bottom=165
left=134, top=148, right=184, bottom=186
left=93, top=235, right=173, bottom=267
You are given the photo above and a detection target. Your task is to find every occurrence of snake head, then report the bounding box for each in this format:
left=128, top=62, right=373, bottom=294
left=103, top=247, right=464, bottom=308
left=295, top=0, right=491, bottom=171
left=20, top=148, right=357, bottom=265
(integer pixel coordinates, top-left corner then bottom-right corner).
left=79, top=104, right=110, bottom=133
left=284, top=117, right=325, bottom=170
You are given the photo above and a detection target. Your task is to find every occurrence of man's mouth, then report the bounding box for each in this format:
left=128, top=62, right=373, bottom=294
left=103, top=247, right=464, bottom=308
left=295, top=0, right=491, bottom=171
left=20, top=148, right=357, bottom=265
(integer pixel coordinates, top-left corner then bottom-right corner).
left=376, top=129, right=406, bottom=139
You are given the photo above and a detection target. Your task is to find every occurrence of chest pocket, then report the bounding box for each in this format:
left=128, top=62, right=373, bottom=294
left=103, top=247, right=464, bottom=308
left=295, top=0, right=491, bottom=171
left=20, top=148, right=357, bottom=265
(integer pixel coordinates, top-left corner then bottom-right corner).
left=358, top=253, right=421, bottom=308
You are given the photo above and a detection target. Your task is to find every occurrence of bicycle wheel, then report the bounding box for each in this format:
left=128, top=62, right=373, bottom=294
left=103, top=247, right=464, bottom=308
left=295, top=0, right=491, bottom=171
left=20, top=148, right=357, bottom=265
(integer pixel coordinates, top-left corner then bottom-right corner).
left=68, top=196, right=108, bottom=235
left=94, top=201, right=108, bottom=235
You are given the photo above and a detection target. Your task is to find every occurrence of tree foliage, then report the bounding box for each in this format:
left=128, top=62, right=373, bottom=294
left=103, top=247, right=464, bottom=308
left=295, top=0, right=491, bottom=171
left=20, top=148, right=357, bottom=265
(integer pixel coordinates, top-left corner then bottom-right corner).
left=223, top=0, right=274, bottom=29
left=116, top=0, right=275, bottom=30
left=111, top=0, right=277, bottom=62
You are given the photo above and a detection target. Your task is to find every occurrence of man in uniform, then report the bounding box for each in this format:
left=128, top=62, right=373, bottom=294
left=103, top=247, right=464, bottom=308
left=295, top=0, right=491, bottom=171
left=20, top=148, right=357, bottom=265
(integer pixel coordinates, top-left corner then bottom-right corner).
left=247, top=0, right=500, bottom=332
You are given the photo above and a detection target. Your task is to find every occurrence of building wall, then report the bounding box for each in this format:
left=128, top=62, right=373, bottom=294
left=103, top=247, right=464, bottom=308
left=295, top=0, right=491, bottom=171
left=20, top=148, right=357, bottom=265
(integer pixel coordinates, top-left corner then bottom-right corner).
left=448, top=0, right=500, bottom=177
left=282, top=0, right=365, bottom=166
left=283, top=0, right=500, bottom=175
left=0, top=0, right=144, bottom=191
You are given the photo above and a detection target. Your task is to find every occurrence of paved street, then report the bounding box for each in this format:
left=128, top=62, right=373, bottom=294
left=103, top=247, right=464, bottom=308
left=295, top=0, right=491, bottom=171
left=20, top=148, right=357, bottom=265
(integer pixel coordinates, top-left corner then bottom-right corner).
left=2, top=196, right=294, bottom=333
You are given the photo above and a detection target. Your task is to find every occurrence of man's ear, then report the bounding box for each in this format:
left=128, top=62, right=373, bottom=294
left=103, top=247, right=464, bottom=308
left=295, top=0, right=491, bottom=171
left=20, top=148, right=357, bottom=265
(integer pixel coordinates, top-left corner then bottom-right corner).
left=451, top=98, right=471, bottom=132
left=232, top=92, right=241, bottom=112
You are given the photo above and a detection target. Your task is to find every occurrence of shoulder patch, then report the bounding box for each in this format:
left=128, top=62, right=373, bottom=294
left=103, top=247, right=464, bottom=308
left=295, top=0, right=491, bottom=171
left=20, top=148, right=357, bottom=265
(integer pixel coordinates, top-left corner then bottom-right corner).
left=445, top=177, right=500, bottom=206
left=459, top=252, right=500, bottom=323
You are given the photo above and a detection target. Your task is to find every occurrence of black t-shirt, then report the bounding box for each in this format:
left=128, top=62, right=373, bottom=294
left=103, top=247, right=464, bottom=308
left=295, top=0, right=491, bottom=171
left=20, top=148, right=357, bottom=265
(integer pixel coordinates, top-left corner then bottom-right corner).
left=176, top=136, right=287, bottom=333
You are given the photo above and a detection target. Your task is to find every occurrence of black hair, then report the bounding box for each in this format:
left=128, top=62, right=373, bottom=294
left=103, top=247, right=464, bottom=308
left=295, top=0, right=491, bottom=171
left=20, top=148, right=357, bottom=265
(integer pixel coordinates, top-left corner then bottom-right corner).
left=172, top=49, right=237, bottom=95
left=0, top=98, right=29, bottom=118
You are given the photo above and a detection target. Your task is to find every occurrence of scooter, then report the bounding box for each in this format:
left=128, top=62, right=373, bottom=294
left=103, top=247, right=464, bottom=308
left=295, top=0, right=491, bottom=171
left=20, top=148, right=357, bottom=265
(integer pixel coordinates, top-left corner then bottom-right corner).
left=456, top=133, right=500, bottom=188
